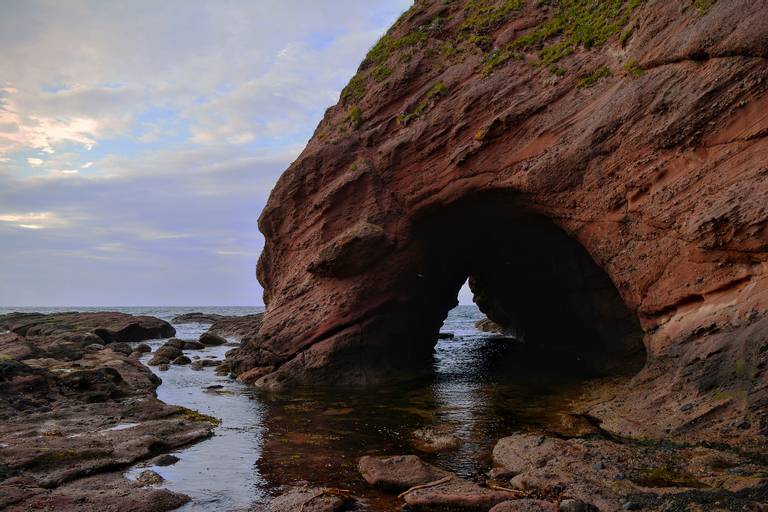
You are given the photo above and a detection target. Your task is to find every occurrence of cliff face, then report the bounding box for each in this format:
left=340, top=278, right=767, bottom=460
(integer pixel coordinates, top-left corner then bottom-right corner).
left=230, top=0, right=768, bottom=451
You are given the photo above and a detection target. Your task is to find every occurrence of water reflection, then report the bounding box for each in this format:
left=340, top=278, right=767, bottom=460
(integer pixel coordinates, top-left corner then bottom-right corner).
left=124, top=306, right=602, bottom=510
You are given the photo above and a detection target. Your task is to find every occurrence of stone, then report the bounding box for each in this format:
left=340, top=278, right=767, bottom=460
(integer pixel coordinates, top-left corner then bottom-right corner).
left=171, top=312, right=225, bottom=325
left=403, top=476, right=513, bottom=511
left=492, top=500, right=558, bottom=512
left=559, top=499, right=594, bottom=512
left=158, top=364, right=170, bottom=371
left=85, top=344, right=104, bottom=352
left=148, top=356, right=170, bottom=366
left=150, top=454, right=179, bottom=467
left=183, top=341, right=205, bottom=350
left=268, top=486, right=346, bottom=512
left=199, top=332, right=226, bottom=346
left=164, top=338, right=185, bottom=349
left=136, top=470, right=164, bottom=486
left=108, top=342, right=133, bottom=356
left=172, top=355, right=191, bottom=365
left=410, top=427, right=462, bottom=453
left=357, top=455, right=450, bottom=491
left=154, top=345, right=182, bottom=360
left=622, top=503, right=642, bottom=511
left=134, top=343, right=151, bottom=353
left=190, top=359, right=220, bottom=370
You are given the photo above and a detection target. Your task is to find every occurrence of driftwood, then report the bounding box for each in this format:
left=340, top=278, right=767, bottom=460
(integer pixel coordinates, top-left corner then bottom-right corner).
left=397, top=475, right=454, bottom=498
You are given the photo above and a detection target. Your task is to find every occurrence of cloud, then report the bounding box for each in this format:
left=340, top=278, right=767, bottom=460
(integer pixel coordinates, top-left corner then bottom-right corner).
left=0, top=211, right=69, bottom=230
left=0, top=0, right=413, bottom=306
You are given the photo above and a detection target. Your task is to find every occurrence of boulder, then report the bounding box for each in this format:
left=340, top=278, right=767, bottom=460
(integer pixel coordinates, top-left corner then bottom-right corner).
left=199, top=332, right=226, bottom=346
left=183, top=341, right=205, bottom=350
left=172, top=355, right=191, bottom=365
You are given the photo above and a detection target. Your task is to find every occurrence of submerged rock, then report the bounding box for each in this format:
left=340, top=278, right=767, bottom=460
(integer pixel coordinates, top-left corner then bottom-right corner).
left=410, top=427, right=462, bottom=453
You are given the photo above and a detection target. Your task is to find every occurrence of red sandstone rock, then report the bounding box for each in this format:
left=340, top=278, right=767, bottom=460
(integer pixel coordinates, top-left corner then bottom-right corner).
left=230, top=0, right=768, bottom=452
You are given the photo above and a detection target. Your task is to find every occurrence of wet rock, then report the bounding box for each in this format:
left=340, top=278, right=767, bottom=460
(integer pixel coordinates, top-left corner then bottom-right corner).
left=190, top=359, right=220, bottom=370
left=268, top=486, right=346, bottom=512
left=0, top=318, right=216, bottom=511
left=148, top=356, right=170, bottom=366
left=154, top=345, right=182, bottom=360
left=358, top=455, right=450, bottom=491
left=622, top=503, right=642, bottom=511
left=199, top=332, right=226, bottom=346
left=164, top=338, right=185, bottom=349
left=85, top=343, right=104, bottom=352
left=402, top=476, right=514, bottom=511
left=438, top=332, right=454, bottom=340
left=136, top=469, right=164, bottom=486
left=411, top=427, right=462, bottom=453
left=0, top=311, right=175, bottom=343
left=171, top=312, right=225, bottom=325
left=172, top=355, right=191, bottom=365
left=183, top=341, right=205, bottom=350
left=108, top=342, right=133, bottom=356
left=134, top=343, right=151, bottom=353
left=492, top=500, right=558, bottom=512
left=150, top=454, right=179, bottom=466
left=158, top=364, right=170, bottom=371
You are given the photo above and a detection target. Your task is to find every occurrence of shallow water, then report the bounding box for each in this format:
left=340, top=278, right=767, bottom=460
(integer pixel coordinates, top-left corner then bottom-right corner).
left=3, top=305, right=597, bottom=510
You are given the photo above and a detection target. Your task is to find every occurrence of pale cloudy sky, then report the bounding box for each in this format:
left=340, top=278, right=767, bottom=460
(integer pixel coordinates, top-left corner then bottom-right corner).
left=0, top=0, right=415, bottom=306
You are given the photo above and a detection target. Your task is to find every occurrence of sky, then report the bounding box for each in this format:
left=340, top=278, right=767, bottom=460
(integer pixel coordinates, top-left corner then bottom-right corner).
left=0, top=0, right=437, bottom=306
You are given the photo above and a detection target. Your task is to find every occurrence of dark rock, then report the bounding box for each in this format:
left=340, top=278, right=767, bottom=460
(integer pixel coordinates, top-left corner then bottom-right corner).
left=438, top=332, right=454, bottom=340
left=148, top=356, right=170, bottom=367
left=164, top=338, right=185, bottom=349
left=134, top=343, right=151, bottom=353
left=622, top=503, right=642, bottom=511
left=154, top=345, right=182, bottom=360
left=150, top=454, right=179, bottom=467
left=172, top=355, right=191, bottom=365
left=492, top=500, right=558, bottom=512
left=109, top=342, right=133, bottom=356
left=183, top=341, right=205, bottom=350
left=199, top=332, right=226, bottom=346
left=171, top=312, right=225, bottom=325
left=158, top=364, right=170, bottom=372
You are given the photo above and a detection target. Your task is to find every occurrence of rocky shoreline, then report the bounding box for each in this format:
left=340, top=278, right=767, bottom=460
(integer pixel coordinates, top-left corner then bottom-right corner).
left=0, top=312, right=220, bottom=511
left=3, top=311, right=767, bottom=511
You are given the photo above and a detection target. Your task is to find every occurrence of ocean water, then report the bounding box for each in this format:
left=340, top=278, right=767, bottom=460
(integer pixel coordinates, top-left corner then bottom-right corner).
left=2, top=305, right=588, bottom=510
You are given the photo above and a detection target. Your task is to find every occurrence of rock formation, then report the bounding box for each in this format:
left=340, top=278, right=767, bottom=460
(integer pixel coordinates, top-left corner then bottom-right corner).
left=229, top=0, right=768, bottom=453
left=0, top=313, right=216, bottom=511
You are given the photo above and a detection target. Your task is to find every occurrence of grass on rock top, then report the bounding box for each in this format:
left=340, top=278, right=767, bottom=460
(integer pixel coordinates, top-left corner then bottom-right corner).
left=483, top=0, right=644, bottom=75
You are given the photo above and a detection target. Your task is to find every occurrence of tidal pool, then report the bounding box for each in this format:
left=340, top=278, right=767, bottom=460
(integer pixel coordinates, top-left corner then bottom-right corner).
left=124, top=305, right=603, bottom=511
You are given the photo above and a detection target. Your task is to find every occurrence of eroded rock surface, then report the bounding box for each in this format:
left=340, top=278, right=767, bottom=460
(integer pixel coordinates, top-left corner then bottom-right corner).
left=228, top=0, right=768, bottom=453
left=0, top=313, right=216, bottom=511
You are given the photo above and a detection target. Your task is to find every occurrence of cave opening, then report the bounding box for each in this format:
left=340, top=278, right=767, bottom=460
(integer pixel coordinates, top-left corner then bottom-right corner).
left=397, top=191, right=647, bottom=381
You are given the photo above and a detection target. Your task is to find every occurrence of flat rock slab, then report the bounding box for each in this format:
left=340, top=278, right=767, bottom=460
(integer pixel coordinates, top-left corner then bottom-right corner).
left=492, top=433, right=768, bottom=512
left=0, top=312, right=175, bottom=343
left=358, top=455, right=450, bottom=491
left=403, top=477, right=514, bottom=511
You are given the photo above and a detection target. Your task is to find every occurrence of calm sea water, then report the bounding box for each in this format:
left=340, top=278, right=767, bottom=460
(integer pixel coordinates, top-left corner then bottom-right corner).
left=2, top=305, right=588, bottom=511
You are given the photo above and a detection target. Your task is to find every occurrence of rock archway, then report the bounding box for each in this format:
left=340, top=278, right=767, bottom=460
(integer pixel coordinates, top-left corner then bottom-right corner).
left=227, top=0, right=768, bottom=451
left=408, top=192, right=646, bottom=378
